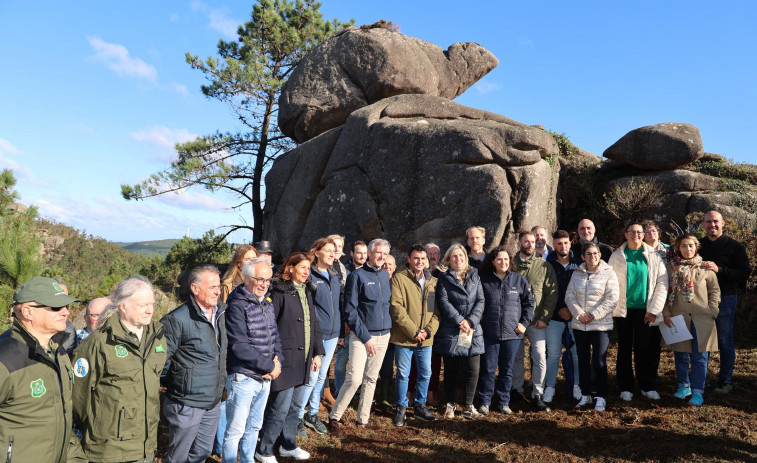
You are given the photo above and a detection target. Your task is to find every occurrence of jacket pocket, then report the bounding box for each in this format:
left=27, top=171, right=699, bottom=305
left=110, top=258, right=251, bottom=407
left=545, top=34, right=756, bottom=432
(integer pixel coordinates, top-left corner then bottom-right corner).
left=117, top=406, right=138, bottom=440
left=426, top=292, right=436, bottom=313
left=362, top=283, right=380, bottom=301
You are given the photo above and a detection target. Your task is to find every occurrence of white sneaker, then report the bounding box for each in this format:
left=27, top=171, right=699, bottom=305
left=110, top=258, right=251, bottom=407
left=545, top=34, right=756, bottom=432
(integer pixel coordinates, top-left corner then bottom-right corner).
left=279, top=447, right=310, bottom=460
left=255, top=452, right=279, bottom=463
left=542, top=386, right=555, bottom=403
left=594, top=397, right=606, bottom=411
left=573, top=384, right=583, bottom=401
left=619, top=391, right=633, bottom=402
left=641, top=390, right=660, bottom=400
left=575, top=395, right=592, bottom=408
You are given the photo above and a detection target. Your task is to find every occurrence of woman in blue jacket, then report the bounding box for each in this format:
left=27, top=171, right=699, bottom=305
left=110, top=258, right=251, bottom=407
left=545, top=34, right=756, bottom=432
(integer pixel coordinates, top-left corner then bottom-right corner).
left=298, top=237, right=341, bottom=435
left=478, top=246, right=534, bottom=415
left=434, top=243, right=485, bottom=420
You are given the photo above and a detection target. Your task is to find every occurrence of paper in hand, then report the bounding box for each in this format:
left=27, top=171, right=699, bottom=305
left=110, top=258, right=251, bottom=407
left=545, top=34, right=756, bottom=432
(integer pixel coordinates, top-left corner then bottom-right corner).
left=660, top=314, right=693, bottom=345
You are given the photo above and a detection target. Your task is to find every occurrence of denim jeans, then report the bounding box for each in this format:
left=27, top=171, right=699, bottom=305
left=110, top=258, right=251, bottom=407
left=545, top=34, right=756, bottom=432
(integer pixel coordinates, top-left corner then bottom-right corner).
left=257, top=384, right=309, bottom=457
left=715, top=294, right=737, bottom=385
left=299, top=336, right=339, bottom=418
left=478, top=338, right=520, bottom=407
left=545, top=321, right=579, bottom=389
left=675, top=322, right=710, bottom=394
left=334, top=342, right=349, bottom=396
left=222, top=374, right=271, bottom=463
left=394, top=345, right=432, bottom=407
left=574, top=330, right=610, bottom=398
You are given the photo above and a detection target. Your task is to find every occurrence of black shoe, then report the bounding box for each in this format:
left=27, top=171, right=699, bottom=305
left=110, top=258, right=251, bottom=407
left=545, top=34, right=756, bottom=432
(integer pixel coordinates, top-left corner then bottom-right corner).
left=414, top=404, right=436, bottom=422
left=297, top=418, right=307, bottom=437
left=509, top=390, right=524, bottom=407
left=393, top=405, right=406, bottom=427
left=533, top=394, right=551, bottom=412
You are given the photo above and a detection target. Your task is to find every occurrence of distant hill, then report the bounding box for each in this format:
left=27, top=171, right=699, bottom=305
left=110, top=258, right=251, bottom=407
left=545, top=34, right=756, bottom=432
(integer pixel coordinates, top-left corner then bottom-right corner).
left=115, top=239, right=180, bottom=257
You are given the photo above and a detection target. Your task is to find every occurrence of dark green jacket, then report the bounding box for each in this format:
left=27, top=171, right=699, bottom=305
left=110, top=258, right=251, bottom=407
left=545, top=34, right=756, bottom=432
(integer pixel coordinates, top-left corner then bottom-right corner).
left=513, top=253, right=559, bottom=325
left=0, top=320, right=81, bottom=463
left=72, top=316, right=166, bottom=462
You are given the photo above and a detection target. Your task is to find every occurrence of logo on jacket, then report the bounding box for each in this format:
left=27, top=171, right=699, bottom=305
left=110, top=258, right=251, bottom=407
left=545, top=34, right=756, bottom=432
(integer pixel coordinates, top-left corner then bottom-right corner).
left=74, top=358, right=89, bottom=377
left=115, top=344, right=128, bottom=358
left=155, top=344, right=165, bottom=353
left=366, top=282, right=376, bottom=286
left=30, top=378, right=46, bottom=398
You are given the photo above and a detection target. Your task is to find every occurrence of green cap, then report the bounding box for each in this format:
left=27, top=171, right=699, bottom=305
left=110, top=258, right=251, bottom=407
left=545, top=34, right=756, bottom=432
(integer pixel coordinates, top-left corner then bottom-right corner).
left=13, top=277, right=79, bottom=308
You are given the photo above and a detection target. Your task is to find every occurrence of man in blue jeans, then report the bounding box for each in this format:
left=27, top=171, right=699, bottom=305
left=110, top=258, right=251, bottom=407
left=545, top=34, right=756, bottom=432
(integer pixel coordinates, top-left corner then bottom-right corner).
left=698, top=210, right=751, bottom=393
left=389, top=244, right=440, bottom=426
left=223, top=259, right=282, bottom=463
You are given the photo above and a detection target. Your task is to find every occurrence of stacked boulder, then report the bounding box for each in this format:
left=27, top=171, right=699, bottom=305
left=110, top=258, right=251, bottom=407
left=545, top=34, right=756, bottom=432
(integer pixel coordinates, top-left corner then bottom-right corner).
left=265, top=26, right=559, bottom=257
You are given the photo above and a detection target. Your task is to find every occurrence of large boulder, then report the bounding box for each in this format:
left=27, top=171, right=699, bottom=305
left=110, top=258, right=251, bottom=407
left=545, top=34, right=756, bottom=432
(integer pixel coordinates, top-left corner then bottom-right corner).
left=278, top=26, right=499, bottom=143
left=264, top=94, right=558, bottom=257
left=603, top=122, right=704, bottom=170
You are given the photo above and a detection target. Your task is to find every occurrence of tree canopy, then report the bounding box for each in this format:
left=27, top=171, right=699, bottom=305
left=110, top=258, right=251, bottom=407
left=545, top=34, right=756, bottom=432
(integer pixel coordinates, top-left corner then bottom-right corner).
left=122, top=0, right=353, bottom=242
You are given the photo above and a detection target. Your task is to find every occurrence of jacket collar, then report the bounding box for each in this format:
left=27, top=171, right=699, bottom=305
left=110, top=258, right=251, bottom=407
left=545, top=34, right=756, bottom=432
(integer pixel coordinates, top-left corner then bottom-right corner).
left=11, top=319, right=60, bottom=361
left=399, top=265, right=433, bottom=283
left=271, top=276, right=316, bottom=295
left=187, top=294, right=225, bottom=324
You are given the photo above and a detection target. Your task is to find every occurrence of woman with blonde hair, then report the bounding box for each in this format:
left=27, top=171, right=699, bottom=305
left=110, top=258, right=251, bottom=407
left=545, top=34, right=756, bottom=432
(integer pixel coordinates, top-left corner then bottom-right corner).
left=663, top=234, right=720, bottom=406
left=434, top=243, right=485, bottom=419
left=221, top=244, right=257, bottom=302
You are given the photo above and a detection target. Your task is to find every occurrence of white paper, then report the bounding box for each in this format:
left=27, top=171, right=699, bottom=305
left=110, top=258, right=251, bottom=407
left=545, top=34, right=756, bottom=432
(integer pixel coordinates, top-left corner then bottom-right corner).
left=660, top=314, right=693, bottom=345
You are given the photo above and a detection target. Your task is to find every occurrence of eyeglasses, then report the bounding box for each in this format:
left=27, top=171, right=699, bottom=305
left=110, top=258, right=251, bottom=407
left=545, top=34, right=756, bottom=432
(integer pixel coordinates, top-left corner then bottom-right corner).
left=85, top=313, right=101, bottom=318
left=29, top=304, right=67, bottom=312
left=251, top=277, right=272, bottom=284
left=644, top=229, right=657, bottom=234
left=626, top=230, right=644, bottom=235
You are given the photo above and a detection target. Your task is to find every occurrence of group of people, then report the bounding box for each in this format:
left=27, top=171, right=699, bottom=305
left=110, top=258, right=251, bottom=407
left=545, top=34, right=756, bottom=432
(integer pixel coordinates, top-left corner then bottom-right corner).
left=0, top=210, right=749, bottom=463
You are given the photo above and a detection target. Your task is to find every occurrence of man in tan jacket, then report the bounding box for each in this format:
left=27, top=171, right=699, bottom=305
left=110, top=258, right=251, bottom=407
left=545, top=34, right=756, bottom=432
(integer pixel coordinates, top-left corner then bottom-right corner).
left=389, top=244, right=440, bottom=426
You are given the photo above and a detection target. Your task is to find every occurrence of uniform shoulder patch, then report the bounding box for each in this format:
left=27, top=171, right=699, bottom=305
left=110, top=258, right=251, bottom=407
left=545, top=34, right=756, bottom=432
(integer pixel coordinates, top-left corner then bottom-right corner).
left=115, top=344, right=128, bottom=358
left=30, top=378, right=46, bottom=398
left=155, top=344, right=165, bottom=353
left=73, top=358, right=89, bottom=377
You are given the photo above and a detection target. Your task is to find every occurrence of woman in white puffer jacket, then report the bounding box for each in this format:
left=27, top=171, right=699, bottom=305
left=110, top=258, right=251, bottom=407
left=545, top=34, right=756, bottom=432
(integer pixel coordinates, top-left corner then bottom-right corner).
left=565, top=243, right=620, bottom=411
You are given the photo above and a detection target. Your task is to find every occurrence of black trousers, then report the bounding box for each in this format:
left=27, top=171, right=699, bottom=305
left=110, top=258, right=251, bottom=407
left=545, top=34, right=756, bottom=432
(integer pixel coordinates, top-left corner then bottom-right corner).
left=614, top=310, right=661, bottom=393
left=443, top=355, right=480, bottom=406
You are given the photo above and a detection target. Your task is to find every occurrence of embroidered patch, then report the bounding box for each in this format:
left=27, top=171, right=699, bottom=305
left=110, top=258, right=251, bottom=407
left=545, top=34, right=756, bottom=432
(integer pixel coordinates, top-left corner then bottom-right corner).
left=30, top=378, right=46, bottom=398
left=266, top=297, right=272, bottom=302
left=155, top=344, right=165, bottom=353
left=52, top=281, right=63, bottom=292
left=74, top=358, right=89, bottom=377
left=115, top=344, right=128, bottom=358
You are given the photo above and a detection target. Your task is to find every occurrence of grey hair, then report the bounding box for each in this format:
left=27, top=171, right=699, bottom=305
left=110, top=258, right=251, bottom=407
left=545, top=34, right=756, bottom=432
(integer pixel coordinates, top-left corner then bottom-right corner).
left=367, top=238, right=391, bottom=252
left=424, top=242, right=440, bottom=251
left=98, top=276, right=153, bottom=329
left=188, top=264, right=220, bottom=287
left=242, top=257, right=273, bottom=278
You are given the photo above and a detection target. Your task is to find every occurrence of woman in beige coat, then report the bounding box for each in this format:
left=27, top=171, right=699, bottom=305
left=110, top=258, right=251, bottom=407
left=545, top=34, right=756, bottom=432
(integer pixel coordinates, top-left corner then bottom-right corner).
left=663, top=234, right=720, bottom=406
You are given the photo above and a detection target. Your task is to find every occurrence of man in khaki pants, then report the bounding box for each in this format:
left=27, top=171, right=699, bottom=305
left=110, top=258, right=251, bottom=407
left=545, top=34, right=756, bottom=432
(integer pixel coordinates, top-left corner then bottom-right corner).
left=329, top=239, right=393, bottom=436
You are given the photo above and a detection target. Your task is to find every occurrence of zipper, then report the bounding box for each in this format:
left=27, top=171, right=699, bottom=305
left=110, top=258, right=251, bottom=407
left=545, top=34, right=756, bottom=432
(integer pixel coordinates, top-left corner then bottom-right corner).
left=6, top=436, right=12, bottom=463
left=377, top=270, right=386, bottom=331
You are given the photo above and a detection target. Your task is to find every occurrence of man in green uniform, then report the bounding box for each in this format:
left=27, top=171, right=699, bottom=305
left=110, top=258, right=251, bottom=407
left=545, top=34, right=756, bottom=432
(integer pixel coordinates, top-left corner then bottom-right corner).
left=0, top=276, right=84, bottom=463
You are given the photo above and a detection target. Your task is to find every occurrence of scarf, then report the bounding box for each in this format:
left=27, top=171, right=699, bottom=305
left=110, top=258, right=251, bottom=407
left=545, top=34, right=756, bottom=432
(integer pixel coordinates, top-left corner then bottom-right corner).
left=668, top=256, right=702, bottom=303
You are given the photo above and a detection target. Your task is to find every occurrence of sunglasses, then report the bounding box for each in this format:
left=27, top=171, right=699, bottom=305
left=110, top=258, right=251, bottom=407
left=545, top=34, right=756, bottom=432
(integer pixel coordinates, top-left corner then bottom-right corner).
left=29, top=304, right=67, bottom=312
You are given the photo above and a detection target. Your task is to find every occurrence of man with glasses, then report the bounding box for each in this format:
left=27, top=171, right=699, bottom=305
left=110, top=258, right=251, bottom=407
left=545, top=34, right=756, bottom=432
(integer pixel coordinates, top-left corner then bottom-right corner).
left=0, top=276, right=85, bottom=463
left=223, top=258, right=282, bottom=463
left=75, top=297, right=111, bottom=346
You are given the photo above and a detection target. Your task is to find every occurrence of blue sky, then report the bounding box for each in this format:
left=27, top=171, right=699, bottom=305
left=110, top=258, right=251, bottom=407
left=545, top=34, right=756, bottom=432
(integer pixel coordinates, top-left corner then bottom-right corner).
left=1, top=1, right=755, bottom=243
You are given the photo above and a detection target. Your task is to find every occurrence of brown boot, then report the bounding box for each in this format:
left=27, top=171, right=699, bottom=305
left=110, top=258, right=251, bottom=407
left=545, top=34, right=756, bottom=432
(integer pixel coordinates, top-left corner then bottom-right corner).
left=321, top=386, right=336, bottom=409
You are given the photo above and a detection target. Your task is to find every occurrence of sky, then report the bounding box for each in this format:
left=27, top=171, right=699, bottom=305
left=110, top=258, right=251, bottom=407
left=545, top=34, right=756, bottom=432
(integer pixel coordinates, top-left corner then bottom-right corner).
left=1, top=1, right=755, bottom=243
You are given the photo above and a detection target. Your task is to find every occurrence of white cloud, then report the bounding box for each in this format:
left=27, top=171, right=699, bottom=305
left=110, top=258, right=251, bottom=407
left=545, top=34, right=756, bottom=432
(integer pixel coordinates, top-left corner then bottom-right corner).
left=156, top=188, right=230, bottom=211
left=169, top=13, right=180, bottom=22
left=170, top=82, right=189, bottom=97
left=517, top=37, right=535, bottom=47
left=191, top=2, right=240, bottom=39
left=0, top=138, right=35, bottom=182
left=87, top=36, right=158, bottom=82
left=129, top=126, right=198, bottom=162
left=473, top=81, right=502, bottom=95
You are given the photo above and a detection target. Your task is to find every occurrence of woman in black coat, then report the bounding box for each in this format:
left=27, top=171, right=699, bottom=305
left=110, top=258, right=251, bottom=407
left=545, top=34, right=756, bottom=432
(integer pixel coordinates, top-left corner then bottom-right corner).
left=256, top=252, right=325, bottom=461
left=434, top=243, right=485, bottom=420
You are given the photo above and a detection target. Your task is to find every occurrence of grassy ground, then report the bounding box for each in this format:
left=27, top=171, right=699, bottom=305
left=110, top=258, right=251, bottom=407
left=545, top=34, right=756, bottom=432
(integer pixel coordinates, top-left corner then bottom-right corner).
left=156, top=341, right=756, bottom=463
